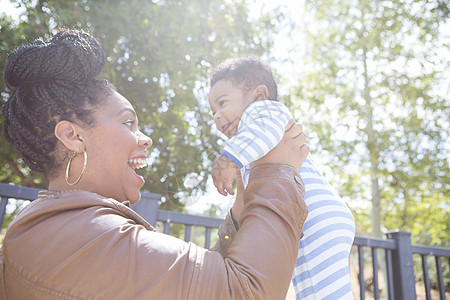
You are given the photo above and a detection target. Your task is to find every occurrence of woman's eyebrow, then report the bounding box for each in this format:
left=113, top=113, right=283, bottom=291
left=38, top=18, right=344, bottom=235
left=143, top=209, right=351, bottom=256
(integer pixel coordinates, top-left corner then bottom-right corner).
left=116, top=107, right=137, bottom=117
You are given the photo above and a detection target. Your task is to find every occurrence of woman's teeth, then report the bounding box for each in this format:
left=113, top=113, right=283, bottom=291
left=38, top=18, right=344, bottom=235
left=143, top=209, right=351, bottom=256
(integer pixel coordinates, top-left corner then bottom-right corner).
left=128, top=158, right=147, bottom=170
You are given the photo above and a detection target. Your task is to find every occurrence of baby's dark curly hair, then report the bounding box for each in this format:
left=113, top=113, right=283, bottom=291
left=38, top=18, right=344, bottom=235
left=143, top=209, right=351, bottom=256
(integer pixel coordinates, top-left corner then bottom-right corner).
left=1, top=29, right=115, bottom=175
left=210, top=56, right=278, bottom=101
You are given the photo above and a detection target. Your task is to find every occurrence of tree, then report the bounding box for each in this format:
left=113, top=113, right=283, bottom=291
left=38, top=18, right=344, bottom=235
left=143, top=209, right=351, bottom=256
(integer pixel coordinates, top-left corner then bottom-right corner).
left=0, top=0, right=283, bottom=212
left=288, top=0, right=449, bottom=244
left=0, top=11, right=51, bottom=188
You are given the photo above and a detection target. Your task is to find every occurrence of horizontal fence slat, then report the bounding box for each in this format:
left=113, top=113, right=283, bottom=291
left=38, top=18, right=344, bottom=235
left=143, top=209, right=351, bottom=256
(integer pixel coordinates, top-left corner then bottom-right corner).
left=0, top=183, right=41, bottom=201
left=353, top=236, right=396, bottom=250
left=411, top=245, right=450, bottom=257
left=157, top=210, right=223, bottom=228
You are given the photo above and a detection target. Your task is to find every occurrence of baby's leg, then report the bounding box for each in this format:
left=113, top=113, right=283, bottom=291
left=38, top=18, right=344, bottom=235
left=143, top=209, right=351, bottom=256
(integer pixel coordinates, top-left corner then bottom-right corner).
left=292, top=156, right=355, bottom=299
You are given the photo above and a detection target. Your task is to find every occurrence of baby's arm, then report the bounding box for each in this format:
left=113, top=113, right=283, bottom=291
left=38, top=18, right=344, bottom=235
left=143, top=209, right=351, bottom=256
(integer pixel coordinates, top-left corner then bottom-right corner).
left=212, top=154, right=238, bottom=196
left=213, top=101, right=292, bottom=195
left=221, top=101, right=292, bottom=168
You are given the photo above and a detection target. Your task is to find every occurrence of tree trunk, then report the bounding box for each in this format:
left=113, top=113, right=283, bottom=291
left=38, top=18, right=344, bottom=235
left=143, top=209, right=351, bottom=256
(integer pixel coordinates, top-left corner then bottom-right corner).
left=363, top=35, right=387, bottom=298
left=362, top=45, right=382, bottom=238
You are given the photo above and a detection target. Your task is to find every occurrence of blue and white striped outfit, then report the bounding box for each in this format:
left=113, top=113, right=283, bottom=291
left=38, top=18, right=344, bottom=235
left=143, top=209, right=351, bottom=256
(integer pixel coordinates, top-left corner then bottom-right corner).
left=220, top=100, right=355, bottom=299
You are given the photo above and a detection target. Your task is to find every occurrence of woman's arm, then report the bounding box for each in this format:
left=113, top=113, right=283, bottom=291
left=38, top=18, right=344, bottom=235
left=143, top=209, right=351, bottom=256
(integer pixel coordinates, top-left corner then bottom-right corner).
left=211, top=170, right=244, bottom=256
left=2, top=124, right=308, bottom=300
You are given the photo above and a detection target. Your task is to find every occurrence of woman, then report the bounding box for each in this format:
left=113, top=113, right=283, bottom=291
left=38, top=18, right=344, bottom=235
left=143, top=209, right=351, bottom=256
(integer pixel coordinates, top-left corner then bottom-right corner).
left=0, top=29, right=309, bottom=299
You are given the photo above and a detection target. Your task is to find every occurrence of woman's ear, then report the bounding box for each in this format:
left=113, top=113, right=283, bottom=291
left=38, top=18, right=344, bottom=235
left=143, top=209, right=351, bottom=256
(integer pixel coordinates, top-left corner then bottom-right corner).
left=54, top=121, right=85, bottom=152
left=254, top=85, right=269, bottom=101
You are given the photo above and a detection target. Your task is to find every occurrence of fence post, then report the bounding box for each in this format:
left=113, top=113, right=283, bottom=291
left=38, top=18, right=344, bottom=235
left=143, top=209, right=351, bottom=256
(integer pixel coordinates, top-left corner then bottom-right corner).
left=131, top=191, right=160, bottom=226
left=386, top=230, right=416, bottom=300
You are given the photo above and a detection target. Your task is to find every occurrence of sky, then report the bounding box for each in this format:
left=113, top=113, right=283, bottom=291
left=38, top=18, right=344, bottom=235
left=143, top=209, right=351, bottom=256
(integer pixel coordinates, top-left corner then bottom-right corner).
left=0, top=0, right=22, bottom=18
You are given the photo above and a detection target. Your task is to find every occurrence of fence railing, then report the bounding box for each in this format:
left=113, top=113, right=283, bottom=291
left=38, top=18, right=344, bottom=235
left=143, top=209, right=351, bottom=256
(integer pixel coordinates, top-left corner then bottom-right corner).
left=1, top=183, right=449, bottom=299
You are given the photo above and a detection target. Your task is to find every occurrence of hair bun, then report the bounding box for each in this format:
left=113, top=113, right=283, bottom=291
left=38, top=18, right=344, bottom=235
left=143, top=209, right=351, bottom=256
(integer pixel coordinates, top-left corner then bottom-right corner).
left=4, top=29, right=106, bottom=88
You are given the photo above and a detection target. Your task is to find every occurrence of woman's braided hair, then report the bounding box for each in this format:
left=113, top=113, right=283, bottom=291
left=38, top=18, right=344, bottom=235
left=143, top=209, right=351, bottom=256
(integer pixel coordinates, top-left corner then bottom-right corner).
left=2, top=29, right=114, bottom=175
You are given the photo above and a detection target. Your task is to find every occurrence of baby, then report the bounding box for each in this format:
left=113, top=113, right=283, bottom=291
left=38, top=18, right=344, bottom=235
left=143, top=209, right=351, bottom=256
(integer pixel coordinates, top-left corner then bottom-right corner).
left=208, top=56, right=356, bottom=299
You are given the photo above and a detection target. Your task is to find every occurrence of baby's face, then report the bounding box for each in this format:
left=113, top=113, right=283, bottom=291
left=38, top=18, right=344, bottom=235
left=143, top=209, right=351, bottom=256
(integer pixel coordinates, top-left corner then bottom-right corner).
left=209, top=80, right=254, bottom=138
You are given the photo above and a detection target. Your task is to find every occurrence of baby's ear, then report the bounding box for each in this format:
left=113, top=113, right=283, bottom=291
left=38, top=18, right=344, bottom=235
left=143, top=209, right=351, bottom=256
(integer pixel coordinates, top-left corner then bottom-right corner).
left=254, top=85, right=269, bottom=101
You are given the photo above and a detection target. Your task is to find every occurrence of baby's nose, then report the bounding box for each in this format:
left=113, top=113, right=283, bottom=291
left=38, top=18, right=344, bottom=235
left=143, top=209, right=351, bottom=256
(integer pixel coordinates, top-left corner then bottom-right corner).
left=213, top=111, right=221, bottom=122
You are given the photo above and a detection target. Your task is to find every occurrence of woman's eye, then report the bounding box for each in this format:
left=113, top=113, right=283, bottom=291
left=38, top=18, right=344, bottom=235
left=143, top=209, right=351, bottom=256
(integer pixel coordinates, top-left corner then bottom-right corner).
left=124, top=120, right=135, bottom=128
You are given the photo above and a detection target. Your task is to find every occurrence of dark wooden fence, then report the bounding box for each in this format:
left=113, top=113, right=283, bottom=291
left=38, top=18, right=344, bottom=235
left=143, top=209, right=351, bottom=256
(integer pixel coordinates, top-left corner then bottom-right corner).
left=1, top=183, right=449, bottom=299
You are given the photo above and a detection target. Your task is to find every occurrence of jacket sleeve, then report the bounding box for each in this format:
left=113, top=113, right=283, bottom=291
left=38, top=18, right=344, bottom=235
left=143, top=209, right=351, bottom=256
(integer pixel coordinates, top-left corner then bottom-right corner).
left=2, top=164, right=307, bottom=300
left=211, top=210, right=239, bottom=256
left=105, top=163, right=306, bottom=300
left=193, top=163, right=307, bottom=299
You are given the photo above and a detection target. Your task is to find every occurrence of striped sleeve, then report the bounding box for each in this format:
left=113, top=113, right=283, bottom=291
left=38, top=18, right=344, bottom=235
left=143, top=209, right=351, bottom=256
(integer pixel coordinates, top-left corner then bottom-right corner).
left=221, top=100, right=292, bottom=168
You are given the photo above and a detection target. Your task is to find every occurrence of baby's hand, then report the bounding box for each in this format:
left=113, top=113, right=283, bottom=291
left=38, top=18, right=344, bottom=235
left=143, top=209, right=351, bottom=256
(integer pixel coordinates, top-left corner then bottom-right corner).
left=212, top=155, right=238, bottom=196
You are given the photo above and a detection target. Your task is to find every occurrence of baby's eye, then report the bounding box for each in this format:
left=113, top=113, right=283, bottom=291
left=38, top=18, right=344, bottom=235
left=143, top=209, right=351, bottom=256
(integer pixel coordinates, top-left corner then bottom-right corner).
left=218, top=100, right=225, bottom=107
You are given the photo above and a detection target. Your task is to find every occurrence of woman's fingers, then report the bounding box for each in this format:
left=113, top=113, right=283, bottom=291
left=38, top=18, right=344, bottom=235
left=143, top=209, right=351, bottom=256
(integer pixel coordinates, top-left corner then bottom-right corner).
left=300, top=143, right=310, bottom=156
left=285, top=121, right=303, bottom=139
left=288, top=130, right=309, bottom=170
left=253, top=122, right=309, bottom=169
left=284, top=119, right=295, bottom=131
left=291, top=131, right=307, bottom=145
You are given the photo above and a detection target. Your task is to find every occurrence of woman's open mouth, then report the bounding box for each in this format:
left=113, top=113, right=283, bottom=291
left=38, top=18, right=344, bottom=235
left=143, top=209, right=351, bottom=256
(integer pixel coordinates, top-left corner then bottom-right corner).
left=128, top=158, right=147, bottom=170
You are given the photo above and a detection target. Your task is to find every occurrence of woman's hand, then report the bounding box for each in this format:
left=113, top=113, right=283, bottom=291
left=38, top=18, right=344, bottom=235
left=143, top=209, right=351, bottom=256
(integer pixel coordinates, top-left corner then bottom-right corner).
left=232, top=120, right=309, bottom=222
left=212, top=155, right=237, bottom=196
left=252, top=120, right=309, bottom=170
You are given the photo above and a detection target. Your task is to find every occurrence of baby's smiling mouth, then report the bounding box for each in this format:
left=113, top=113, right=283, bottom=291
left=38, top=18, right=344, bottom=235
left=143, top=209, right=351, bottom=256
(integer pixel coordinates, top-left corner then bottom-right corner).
left=222, top=123, right=230, bottom=133
left=128, top=158, right=147, bottom=170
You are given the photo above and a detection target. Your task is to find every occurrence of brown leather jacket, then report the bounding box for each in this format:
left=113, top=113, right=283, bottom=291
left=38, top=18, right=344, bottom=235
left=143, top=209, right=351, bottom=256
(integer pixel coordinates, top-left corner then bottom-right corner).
left=0, top=164, right=307, bottom=299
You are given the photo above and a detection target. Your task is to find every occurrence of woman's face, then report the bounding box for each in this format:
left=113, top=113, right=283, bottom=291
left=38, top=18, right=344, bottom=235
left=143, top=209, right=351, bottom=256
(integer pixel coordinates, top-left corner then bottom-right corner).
left=80, top=91, right=152, bottom=203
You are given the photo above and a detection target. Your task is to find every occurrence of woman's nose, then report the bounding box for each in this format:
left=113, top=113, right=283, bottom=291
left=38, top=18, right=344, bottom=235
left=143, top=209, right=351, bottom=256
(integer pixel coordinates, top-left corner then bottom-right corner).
left=138, top=131, right=152, bottom=148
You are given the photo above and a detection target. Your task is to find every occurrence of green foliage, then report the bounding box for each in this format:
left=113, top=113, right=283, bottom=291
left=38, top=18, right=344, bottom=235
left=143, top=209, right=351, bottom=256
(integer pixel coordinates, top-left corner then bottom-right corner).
left=0, top=1, right=282, bottom=213
left=290, top=0, right=449, bottom=246
left=0, top=13, right=48, bottom=188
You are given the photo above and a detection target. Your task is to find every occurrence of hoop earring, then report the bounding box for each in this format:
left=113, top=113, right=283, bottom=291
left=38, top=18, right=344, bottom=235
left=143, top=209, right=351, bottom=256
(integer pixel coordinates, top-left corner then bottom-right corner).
left=65, top=150, right=87, bottom=186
